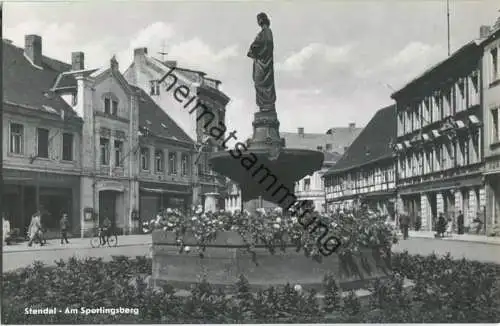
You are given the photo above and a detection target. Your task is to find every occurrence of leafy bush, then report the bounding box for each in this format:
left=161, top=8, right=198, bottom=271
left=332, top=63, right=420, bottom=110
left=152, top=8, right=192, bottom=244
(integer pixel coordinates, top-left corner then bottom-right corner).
left=2, top=253, right=500, bottom=323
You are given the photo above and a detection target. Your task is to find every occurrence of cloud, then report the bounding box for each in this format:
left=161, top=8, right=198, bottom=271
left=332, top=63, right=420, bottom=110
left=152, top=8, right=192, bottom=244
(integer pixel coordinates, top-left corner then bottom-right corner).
left=277, top=43, right=353, bottom=73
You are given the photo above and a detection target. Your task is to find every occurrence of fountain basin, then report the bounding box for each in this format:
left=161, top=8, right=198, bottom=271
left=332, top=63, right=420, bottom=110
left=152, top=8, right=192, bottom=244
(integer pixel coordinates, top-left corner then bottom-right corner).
left=151, top=230, right=391, bottom=291
left=209, top=148, right=324, bottom=207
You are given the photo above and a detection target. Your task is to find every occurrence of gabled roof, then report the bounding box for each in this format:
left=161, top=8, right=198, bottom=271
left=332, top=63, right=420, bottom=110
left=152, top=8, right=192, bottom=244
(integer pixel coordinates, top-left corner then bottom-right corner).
left=281, top=127, right=362, bottom=154
left=131, top=86, right=194, bottom=144
left=391, top=39, right=483, bottom=99
left=2, top=40, right=80, bottom=120
left=324, top=105, right=396, bottom=175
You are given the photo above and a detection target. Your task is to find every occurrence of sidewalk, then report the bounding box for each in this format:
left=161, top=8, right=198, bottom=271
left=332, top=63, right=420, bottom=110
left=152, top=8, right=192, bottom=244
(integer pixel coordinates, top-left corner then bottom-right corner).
left=408, top=231, right=500, bottom=245
left=2, top=234, right=152, bottom=253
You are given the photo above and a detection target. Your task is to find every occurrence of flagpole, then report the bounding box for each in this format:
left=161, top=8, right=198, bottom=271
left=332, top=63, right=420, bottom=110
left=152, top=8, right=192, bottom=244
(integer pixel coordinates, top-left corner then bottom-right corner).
left=447, top=0, right=451, bottom=56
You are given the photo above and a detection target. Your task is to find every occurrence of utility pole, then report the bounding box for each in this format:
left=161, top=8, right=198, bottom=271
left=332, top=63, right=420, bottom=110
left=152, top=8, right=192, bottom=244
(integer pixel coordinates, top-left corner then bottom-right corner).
left=0, top=2, right=3, bottom=217
left=447, top=0, right=451, bottom=56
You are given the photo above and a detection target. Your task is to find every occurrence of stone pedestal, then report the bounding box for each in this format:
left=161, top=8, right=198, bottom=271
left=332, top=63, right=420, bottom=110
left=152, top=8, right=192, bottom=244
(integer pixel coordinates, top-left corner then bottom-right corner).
left=204, top=192, right=220, bottom=213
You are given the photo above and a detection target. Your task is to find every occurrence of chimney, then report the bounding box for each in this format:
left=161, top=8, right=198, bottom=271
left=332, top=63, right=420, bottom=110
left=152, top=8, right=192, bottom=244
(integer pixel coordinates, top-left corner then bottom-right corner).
left=71, top=52, right=85, bottom=70
left=480, top=25, right=491, bottom=38
left=25, top=35, right=42, bottom=67
left=134, top=47, right=148, bottom=61
left=110, top=55, right=118, bottom=70
left=349, top=122, right=356, bottom=129
left=298, top=127, right=304, bottom=137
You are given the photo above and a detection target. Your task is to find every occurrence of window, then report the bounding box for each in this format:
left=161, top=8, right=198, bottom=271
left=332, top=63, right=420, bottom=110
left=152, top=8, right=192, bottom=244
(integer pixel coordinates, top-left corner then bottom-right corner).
left=150, top=80, right=160, bottom=96
left=303, top=178, right=311, bottom=191
left=111, top=100, right=118, bottom=115
left=155, top=149, right=164, bottom=172
left=62, top=133, right=73, bottom=161
left=492, top=108, right=500, bottom=143
left=469, top=131, right=480, bottom=164
left=468, top=73, right=480, bottom=107
left=100, top=138, right=110, bottom=165
left=104, top=98, right=111, bottom=114
left=492, top=47, right=498, bottom=83
left=325, top=143, right=332, bottom=151
left=37, top=128, right=49, bottom=158
left=10, top=123, right=24, bottom=154
left=141, top=147, right=150, bottom=170
left=181, top=153, right=190, bottom=176
left=169, top=152, right=177, bottom=175
left=114, top=140, right=123, bottom=167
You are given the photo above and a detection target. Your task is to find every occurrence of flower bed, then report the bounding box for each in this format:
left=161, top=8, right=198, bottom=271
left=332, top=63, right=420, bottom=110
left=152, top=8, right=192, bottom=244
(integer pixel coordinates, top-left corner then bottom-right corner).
left=148, top=208, right=396, bottom=289
left=2, top=253, right=499, bottom=324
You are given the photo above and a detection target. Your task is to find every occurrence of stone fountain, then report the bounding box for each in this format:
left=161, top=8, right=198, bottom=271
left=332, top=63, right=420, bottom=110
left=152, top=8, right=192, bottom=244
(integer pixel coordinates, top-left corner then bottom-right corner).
left=151, top=13, right=391, bottom=291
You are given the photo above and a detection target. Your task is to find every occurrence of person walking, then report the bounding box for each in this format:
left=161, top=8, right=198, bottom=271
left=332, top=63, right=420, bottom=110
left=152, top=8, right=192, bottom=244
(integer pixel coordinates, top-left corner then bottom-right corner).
left=60, top=213, right=70, bottom=245
left=457, top=210, right=464, bottom=235
left=27, top=212, right=44, bottom=247
left=436, top=212, right=447, bottom=238
left=400, top=212, right=410, bottom=240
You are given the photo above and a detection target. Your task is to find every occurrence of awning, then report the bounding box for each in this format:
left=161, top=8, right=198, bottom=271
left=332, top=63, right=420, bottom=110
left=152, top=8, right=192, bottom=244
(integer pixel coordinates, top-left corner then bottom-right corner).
left=431, top=130, right=441, bottom=138
left=140, top=187, right=191, bottom=195
left=468, top=115, right=480, bottom=125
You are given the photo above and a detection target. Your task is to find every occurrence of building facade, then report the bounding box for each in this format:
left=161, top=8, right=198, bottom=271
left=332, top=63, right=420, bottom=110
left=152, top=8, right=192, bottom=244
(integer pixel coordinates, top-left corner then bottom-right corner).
left=324, top=105, right=397, bottom=217
left=391, top=38, right=485, bottom=233
left=2, top=36, right=83, bottom=237
left=285, top=125, right=361, bottom=213
left=124, top=48, right=230, bottom=207
left=2, top=34, right=213, bottom=237
left=481, top=19, right=500, bottom=234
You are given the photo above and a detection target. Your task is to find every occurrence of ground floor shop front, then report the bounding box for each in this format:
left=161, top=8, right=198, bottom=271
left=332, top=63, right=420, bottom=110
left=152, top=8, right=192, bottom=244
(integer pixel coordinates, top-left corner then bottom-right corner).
left=2, top=169, right=80, bottom=237
left=139, top=182, right=192, bottom=221
left=398, top=174, right=485, bottom=233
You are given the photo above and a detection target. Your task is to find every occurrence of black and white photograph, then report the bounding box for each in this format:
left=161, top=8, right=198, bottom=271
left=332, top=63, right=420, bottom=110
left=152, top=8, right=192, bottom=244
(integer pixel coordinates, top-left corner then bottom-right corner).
left=1, top=0, right=500, bottom=323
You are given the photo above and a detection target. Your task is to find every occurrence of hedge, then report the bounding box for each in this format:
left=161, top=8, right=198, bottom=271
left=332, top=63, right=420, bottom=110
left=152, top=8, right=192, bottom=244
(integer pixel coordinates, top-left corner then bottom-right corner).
left=2, top=252, right=499, bottom=323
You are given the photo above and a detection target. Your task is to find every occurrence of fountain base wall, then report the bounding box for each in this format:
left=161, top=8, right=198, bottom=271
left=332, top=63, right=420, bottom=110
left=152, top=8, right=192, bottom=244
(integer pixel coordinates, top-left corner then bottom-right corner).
left=151, top=230, right=391, bottom=291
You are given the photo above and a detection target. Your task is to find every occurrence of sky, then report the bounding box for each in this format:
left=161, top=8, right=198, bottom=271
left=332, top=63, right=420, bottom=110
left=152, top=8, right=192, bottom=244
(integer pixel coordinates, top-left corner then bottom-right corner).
left=3, top=0, right=499, bottom=140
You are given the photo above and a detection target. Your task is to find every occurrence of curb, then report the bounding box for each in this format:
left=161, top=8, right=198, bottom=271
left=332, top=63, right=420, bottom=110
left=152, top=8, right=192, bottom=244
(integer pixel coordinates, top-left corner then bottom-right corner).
left=3, top=242, right=152, bottom=254
left=406, top=235, right=500, bottom=246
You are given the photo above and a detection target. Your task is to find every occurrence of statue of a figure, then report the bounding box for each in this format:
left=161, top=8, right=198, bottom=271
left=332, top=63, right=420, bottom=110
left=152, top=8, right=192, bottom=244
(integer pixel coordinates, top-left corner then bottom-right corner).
left=247, top=12, right=276, bottom=112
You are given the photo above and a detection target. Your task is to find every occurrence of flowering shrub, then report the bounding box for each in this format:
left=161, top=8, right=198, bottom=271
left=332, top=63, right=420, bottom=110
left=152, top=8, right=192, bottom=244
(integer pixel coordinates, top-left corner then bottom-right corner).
left=2, top=253, right=500, bottom=323
left=144, top=207, right=398, bottom=263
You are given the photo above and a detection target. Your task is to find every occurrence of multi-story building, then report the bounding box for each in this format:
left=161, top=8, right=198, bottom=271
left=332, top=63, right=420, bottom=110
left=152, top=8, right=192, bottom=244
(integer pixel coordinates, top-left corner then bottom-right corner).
left=324, top=105, right=397, bottom=216
left=52, top=53, right=199, bottom=235
left=391, top=35, right=484, bottom=232
left=481, top=18, right=500, bottom=234
left=2, top=34, right=207, bottom=237
left=286, top=125, right=361, bottom=212
left=124, top=48, right=230, bottom=207
left=2, top=36, right=83, bottom=236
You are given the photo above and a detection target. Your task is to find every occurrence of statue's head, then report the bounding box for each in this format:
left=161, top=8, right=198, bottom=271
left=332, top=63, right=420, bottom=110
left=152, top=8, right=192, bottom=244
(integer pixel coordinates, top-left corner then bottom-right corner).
left=257, top=12, right=270, bottom=27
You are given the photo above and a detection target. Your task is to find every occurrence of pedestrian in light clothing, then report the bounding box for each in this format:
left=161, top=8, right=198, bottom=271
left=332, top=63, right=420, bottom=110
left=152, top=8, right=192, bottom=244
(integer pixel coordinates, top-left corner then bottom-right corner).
left=27, top=212, right=44, bottom=247
left=60, top=213, right=70, bottom=245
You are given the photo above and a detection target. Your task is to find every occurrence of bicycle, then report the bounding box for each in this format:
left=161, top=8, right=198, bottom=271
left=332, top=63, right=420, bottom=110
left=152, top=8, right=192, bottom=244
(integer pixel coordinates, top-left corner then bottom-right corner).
left=90, top=228, right=118, bottom=248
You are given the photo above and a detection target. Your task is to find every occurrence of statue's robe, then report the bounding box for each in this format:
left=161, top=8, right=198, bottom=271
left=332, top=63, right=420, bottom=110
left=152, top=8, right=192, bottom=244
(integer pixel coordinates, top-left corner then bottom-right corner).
left=247, top=26, right=276, bottom=111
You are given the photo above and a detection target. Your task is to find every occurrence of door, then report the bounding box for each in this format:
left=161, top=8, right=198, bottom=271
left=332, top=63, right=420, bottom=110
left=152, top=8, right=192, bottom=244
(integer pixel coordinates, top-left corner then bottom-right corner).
left=99, top=191, right=117, bottom=226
